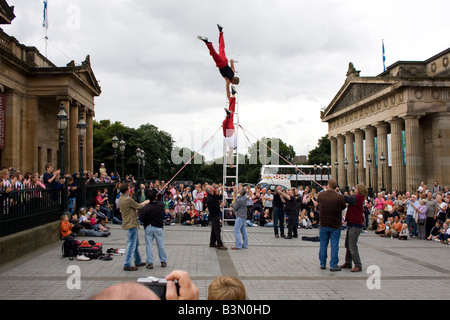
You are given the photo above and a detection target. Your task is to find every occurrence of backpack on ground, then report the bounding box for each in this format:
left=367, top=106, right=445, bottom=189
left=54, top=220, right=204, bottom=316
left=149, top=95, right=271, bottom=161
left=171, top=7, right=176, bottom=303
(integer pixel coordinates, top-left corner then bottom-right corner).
left=62, top=236, right=79, bottom=259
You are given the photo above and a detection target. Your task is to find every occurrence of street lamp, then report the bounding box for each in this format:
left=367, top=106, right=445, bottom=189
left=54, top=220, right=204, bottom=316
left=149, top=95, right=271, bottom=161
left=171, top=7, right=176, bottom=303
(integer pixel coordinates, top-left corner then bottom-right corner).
left=334, top=160, right=339, bottom=187
left=57, top=103, right=69, bottom=214
left=355, top=156, right=360, bottom=185
left=140, top=149, right=145, bottom=181
left=380, top=152, right=386, bottom=192
left=326, top=162, right=330, bottom=182
left=119, top=137, right=126, bottom=181
left=313, top=164, right=317, bottom=188
left=158, top=158, right=161, bottom=181
left=136, top=147, right=142, bottom=180
left=344, top=157, right=349, bottom=193
left=76, top=114, right=87, bottom=209
left=112, top=133, right=119, bottom=181
left=367, top=154, right=373, bottom=198
left=319, top=163, right=323, bottom=189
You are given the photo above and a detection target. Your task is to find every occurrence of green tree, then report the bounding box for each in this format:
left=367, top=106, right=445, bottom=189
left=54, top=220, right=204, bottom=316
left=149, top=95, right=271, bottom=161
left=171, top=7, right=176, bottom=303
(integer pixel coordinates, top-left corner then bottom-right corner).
left=307, top=134, right=331, bottom=165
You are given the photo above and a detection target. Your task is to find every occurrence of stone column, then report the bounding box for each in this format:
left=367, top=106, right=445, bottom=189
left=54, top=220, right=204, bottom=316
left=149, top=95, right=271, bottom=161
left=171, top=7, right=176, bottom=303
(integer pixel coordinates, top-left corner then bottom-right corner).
left=431, top=113, right=450, bottom=188
left=330, top=136, right=337, bottom=182
left=336, top=134, right=345, bottom=189
left=25, top=96, right=39, bottom=173
left=86, top=109, right=94, bottom=173
left=364, top=126, right=377, bottom=195
left=389, top=118, right=405, bottom=193
left=69, top=101, right=79, bottom=174
left=376, top=122, right=390, bottom=192
left=404, top=116, right=423, bottom=193
left=345, top=131, right=355, bottom=190
left=353, top=129, right=365, bottom=185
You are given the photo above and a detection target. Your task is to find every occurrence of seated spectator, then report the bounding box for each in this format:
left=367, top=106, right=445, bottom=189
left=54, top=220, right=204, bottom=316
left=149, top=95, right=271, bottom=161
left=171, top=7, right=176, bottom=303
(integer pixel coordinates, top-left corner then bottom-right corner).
left=427, top=220, right=442, bottom=241
left=70, top=213, right=110, bottom=237
left=60, top=214, right=74, bottom=239
left=438, top=222, right=450, bottom=244
left=163, top=208, right=174, bottom=225
left=259, top=208, right=272, bottom=227
left=398, top=223, right=410, bottom=240
left=299, top=209, right=312, bottom=229
left=181, top=206, right=194, bottom=225
left=375, top=218, right=386, bottom=236
left=95, top=189, right=111, bottom=221
left=197, top=211, right=209, bottom=226
left=188, top=204, right=199, bottom=224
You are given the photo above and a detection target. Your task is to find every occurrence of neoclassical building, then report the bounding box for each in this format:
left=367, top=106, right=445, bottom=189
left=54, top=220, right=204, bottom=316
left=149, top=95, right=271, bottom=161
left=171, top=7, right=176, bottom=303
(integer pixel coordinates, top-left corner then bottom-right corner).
left=321, top=48, right=450, bottom=194
left=0, top=1, right=101, bottom=174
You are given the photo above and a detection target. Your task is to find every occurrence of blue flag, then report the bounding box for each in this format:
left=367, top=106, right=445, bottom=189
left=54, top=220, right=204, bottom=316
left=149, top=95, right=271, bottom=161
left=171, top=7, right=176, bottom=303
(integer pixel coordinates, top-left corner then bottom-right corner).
left=382, top=39, right=386, bottom=71
left=42, top=0, right=48, bottom=29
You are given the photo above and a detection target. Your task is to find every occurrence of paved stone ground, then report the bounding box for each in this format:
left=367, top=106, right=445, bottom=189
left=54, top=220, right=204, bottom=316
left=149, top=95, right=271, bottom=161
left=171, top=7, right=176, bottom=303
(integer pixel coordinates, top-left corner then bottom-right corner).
left=0, top=222, right=449, bottom=300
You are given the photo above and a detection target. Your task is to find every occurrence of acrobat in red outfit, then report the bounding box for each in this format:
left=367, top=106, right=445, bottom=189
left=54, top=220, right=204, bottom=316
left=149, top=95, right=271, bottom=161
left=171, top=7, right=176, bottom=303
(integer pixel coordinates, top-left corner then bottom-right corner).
left=222, top=86, right=237, bottom=168
left=198, top=24, right=240, bottom=100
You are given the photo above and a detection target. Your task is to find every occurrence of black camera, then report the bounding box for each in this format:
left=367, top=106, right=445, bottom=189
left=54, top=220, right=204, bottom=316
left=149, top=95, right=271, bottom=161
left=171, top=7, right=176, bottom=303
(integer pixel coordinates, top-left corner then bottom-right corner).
left=137, top=276, right=179, bottom=300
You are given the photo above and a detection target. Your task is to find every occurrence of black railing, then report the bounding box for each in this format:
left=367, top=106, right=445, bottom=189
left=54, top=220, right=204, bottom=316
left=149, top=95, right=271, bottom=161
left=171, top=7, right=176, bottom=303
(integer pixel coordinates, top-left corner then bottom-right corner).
left=0, top=182, right=118, bottom=238
left=0, top=185, right=63, bottom=237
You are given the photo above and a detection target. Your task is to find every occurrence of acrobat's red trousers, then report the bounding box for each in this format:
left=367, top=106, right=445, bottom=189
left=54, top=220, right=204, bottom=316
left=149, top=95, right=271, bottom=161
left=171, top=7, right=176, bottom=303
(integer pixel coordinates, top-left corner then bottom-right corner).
left=207, top=32, right=228, bottom=69
left=222, top=97, right=236, bottom=137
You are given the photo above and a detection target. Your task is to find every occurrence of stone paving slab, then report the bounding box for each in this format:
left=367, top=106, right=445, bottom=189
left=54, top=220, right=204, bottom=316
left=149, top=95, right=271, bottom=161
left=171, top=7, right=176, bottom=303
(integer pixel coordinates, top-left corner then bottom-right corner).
left=0, top=223, right=449, bottom=300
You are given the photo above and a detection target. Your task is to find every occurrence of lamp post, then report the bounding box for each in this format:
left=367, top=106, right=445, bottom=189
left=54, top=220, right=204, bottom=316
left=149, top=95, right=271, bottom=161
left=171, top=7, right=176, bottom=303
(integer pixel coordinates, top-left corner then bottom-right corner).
left=334, top=160, right=339, bottom=187
left=313, top=164, right=317, bottom=188
left=76, top=114, right=87, bottom=209
left=140, top=149, right=145, bottom=182
left=136, top=147, right=142, bottom=180
left=380, top=152, right=386, bottom=192
left=119, top=137, right=126, bottom=181
left=344, top=158, right=349, bottom=193
left=112, top=133, right=119, bottom=182
left=355, top=156, right=360, bottom=185
left=326, top=162, right=330, bottom=183
left=158, top=158, right=161, bottom=181
left=319, top=163, right=323, bottom=189
left=367, top=154, right=373, bottom=198
left=57, top=103, right=69, bottom=214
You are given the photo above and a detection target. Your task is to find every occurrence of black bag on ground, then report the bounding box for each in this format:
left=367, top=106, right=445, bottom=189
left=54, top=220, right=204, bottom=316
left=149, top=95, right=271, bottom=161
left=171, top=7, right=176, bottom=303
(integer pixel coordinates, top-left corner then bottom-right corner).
left=62, top=236, right=78, bottom=259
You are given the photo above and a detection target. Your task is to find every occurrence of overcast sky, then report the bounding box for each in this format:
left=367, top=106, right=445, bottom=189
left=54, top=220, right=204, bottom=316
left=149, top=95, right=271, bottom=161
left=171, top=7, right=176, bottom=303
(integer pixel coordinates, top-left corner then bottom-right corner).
left=4, top=0, right=450, bottom=161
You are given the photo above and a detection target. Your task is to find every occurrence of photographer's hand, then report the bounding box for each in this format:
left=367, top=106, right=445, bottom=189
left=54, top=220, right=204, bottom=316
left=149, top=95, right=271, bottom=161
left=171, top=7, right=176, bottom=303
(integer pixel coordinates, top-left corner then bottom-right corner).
left=165, top=270, right=199, bottom=300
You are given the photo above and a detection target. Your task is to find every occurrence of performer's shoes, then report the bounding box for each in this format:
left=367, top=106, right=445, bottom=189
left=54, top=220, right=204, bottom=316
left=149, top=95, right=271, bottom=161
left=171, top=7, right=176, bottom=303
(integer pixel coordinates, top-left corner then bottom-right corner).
left=217, top=24, right=223, bottom=32
left=224, top=108, right=232, bottom=115
left=197, top=36, right=209, bottom=43
left=231, top=86, right=237, bottom=95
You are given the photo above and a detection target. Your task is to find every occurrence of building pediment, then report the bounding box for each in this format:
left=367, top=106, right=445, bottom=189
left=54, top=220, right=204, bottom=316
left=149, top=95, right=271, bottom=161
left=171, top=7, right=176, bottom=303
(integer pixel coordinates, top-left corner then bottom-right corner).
left=0, top=0, right=15, bottom=24
left=322, top=78, right=396, bottom=121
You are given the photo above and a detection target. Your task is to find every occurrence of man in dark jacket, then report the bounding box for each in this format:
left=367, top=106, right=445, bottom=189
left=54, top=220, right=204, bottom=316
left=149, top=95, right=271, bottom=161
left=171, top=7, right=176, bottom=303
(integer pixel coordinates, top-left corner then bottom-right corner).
left=280, top=189, right=298, bottom=239
left=316, top=179, right=346, bottom=271
left=206, top=185, right=227, bottom=250
left=139, top=189, right=167, bottom=269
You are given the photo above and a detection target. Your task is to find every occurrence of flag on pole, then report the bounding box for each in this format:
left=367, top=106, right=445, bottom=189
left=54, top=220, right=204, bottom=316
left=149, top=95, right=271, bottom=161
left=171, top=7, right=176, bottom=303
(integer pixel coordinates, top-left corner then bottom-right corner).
left=382, top=39, right=386, bottom=72
left=42, top=0, right=48, bottom=29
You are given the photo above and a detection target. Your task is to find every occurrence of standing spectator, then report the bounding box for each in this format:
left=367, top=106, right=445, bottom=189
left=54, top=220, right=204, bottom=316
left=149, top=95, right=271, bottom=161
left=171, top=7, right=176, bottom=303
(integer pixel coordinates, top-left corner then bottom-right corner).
left=263, top=189, right=273, bottom=218
left=340, top=184, right=368, bottom=272
left=416, top=199, right=428, bottom=239
left=118, top=183, right=149, bottom=271
left=206, top=185, right=227, bottom=250
left=232, top=187, right=248, bottom=250
left=316, top=179, right=346, bottom=271
left=139, top=189, right=168, bottom=269
left=432, top=181, right=442, bottom=198
left=272, top=186, right=285, bottom=238
left=436, top=194, right=448, bottom=223
left=424, top=191, right=438, bottom=237
left=404, top=194, right=419, bottom=238
left=280, top=188, right=298, bottom=239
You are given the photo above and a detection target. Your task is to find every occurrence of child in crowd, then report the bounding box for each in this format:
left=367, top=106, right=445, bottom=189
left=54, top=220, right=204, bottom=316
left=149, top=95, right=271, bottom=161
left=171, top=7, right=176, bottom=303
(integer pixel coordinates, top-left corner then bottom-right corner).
left=438, top=222, right=450, bottom=244
left=60, top=214, right=73, bottom=239
left=375, top=218, right=386, bottom=236
left=398, top=223, right=410, bottom=240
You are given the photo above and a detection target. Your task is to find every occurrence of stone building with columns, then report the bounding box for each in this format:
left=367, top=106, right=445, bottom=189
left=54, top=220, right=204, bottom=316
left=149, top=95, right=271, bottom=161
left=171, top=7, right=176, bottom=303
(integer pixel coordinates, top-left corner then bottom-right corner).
left=0, top=2, right=101, bottom=174
left=321, top=48, right=450, bottom=194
